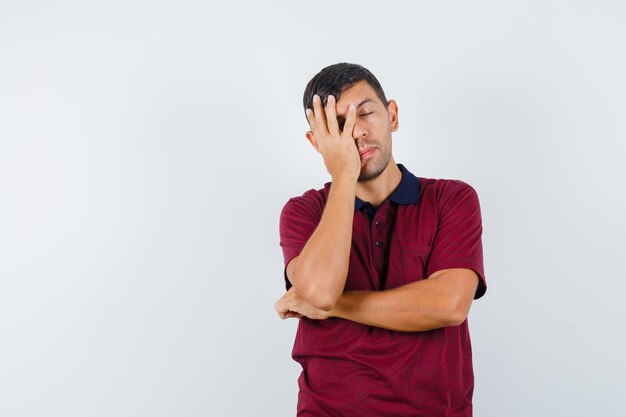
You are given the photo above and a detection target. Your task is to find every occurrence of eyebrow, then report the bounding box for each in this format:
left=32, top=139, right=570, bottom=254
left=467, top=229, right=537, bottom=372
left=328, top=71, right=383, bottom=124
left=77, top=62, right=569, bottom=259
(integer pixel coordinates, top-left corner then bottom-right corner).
left=336, top=98, right=374, bottom=117
left=355, top=98, right=374, bottom=109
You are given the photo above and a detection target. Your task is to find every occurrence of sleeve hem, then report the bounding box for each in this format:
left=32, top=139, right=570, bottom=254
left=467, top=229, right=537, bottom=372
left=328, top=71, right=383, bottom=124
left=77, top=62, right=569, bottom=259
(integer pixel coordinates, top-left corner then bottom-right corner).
left=283, top=255, right=298, bottom=291
left=427, top=260, right=487, bottom=300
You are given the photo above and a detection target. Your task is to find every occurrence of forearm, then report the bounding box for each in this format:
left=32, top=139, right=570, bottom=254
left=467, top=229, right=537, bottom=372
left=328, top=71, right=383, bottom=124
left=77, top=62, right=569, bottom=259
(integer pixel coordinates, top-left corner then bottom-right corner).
left=293, top=175, right=357, bottom=310
left=330, top=275, right=472, bottom=332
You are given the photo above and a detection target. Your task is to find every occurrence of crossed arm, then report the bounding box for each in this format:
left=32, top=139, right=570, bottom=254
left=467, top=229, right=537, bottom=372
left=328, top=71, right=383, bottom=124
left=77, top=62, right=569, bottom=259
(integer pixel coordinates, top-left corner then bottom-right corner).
left=274, top=257, right=479, bottom=332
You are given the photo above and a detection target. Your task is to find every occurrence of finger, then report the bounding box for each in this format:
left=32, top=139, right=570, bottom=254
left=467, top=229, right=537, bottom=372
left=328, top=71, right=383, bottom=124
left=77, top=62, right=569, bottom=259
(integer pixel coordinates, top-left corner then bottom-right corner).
left=312, top=95, right=329, bottom=136
left=277, top=306, right=291, bottom=319
left=324, top=95, right=340, bottom=134
left=275, top=300, right=287, bottom=317
left=342, top=104, right=357, bottom=138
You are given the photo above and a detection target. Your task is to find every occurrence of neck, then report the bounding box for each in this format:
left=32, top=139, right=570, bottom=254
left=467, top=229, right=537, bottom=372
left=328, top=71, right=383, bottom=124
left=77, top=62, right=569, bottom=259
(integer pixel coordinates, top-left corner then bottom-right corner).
left=355, top=158, right=402, bottom=207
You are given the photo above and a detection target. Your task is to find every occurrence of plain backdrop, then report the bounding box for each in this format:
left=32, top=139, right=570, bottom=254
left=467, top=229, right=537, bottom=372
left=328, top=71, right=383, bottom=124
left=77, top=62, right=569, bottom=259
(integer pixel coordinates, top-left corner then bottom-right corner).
left=1, top=1, right=625, bottom=416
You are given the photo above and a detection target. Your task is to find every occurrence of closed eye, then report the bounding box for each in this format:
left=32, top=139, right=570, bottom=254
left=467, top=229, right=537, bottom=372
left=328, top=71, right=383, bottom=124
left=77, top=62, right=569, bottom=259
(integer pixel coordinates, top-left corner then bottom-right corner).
left=336, top=112, right=373, bottom=131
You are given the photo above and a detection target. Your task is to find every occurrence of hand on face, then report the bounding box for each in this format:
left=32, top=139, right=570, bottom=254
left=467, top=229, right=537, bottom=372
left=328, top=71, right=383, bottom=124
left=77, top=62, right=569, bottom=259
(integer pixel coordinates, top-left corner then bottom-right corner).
left=274, top=287, right=331, bottom=321
left=305, top=94, right=361, bottom=182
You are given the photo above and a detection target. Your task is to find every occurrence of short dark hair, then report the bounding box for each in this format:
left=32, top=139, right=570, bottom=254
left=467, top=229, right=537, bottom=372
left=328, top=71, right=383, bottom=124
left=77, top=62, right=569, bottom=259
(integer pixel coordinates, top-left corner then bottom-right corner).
left=302, top=63, right=388, bottom=115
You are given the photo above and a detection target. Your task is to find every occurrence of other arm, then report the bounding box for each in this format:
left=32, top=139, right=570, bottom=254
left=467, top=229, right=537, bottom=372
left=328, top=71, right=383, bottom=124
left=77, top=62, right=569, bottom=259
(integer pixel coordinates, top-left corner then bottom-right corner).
left=331, top=268, right=479, bottom=331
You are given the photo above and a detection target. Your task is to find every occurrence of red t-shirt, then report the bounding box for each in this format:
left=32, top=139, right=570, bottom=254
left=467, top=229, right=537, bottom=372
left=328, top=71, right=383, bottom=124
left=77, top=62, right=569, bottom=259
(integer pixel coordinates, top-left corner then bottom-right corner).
left=279, top=163, right=486, bottom=416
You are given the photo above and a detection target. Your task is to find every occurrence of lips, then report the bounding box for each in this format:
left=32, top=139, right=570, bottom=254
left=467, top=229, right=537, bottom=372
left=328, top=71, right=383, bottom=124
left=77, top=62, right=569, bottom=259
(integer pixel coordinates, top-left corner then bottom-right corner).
left=359, top=147, right=376, bottom=159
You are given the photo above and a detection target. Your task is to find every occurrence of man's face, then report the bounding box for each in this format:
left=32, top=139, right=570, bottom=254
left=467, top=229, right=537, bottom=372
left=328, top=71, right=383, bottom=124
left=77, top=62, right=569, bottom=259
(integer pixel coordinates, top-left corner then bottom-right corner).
left=334, top=81, right=399, bottom=182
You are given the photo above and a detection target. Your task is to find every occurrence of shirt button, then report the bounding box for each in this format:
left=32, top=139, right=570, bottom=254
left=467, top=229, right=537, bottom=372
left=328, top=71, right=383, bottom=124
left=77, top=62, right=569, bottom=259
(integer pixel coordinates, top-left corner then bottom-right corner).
left=375, top=220, right=381, bottom=228
left=376, top=241, right=383, bottom=248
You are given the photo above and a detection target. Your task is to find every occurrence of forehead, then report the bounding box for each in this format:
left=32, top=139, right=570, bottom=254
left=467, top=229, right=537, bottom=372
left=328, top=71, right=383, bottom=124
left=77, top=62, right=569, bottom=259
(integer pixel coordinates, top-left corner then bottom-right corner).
left=335, top=80, right=382, bottom=112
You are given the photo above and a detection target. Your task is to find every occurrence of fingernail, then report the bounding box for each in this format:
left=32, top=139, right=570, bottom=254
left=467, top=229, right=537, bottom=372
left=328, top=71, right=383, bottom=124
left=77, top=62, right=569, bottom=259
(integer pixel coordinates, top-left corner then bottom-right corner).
left=313, top=95, right=319, bottom=102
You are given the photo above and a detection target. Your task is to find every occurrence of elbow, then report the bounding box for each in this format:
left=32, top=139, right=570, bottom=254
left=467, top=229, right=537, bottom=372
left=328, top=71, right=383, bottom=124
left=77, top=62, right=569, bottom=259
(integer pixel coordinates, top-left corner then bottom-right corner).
left=302, top=285, right=340, bottom=311
left=293, top=262, right=344, bottom=311
left=442, top=298, right=471, bottom=327
left=445, top=310, right=468, bottom=327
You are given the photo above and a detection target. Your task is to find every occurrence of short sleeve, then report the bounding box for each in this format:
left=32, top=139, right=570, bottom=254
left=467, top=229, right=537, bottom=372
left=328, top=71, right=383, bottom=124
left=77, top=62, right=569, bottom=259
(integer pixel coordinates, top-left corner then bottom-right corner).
left=426, top=181, right=487, bottom=299
left=279, top=190, right=324, bottom=291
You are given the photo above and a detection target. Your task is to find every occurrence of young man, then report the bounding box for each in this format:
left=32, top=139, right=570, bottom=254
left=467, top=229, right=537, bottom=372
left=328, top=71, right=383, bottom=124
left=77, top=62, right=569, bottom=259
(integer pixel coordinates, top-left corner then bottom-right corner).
left=275, top=63, right=487, bottom=416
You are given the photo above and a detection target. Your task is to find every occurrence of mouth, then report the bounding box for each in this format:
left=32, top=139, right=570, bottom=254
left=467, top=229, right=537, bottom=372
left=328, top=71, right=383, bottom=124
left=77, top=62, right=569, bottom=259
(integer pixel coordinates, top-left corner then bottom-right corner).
left=359, top=147, right=377, bottom=160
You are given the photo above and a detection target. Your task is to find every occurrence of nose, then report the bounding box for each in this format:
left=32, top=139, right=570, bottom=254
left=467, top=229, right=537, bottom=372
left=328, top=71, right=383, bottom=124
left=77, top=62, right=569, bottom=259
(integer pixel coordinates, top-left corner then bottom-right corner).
left=352, top=121, right=367, bottom=140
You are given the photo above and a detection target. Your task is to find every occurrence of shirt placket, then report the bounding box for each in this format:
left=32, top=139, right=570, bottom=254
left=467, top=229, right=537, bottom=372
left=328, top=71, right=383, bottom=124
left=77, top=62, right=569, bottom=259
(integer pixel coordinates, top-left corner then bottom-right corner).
left=370, top=208, right=389, bottom=290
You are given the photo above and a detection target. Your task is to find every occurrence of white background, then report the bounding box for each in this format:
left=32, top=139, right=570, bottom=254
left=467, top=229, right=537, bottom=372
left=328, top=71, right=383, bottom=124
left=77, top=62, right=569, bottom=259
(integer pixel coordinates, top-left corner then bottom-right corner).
left=1, top=1, right=625, bottom=416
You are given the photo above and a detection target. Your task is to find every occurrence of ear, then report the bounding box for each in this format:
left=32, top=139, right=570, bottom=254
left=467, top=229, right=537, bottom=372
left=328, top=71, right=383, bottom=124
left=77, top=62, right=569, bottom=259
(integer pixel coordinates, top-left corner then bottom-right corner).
left=305, top=131, right=320, bottom=152
left=386, top=99, right=399, bottom=132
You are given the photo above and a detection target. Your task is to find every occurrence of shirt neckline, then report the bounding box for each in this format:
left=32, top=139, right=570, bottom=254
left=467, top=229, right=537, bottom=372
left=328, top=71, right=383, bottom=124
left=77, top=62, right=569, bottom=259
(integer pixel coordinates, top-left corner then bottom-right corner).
left=353, top=163, right=421, bottom=210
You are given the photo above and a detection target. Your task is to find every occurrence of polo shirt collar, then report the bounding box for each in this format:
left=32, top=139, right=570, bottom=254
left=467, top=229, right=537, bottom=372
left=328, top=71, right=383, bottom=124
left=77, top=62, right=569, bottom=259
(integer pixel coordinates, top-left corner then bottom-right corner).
left=353, top=163, right=420, bottom=210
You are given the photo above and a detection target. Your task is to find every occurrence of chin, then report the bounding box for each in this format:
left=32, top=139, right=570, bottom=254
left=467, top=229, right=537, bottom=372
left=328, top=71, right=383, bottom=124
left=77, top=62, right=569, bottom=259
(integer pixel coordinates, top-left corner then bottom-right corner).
left=358, top=160, right=389, bottom=182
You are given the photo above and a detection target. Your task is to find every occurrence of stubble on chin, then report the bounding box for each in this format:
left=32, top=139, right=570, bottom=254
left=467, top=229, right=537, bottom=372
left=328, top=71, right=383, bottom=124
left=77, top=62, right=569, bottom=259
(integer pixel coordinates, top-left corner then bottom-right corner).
left=357, top=151, right=391, bottom=182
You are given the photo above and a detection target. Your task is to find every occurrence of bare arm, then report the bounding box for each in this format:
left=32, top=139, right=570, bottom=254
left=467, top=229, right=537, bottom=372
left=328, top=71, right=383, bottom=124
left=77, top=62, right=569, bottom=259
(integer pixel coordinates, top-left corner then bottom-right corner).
left=330, top=268, right=479, bottom=331
left=287, top=176, right=356, bottom=310
left=287, top=95, right=360, bottom=311
left=276, top=268, right=479, bottom=331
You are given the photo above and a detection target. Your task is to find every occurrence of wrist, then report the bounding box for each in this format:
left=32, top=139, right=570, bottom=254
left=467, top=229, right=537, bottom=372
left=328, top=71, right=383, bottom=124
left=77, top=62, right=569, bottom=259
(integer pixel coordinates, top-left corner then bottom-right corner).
left=331, top=173, right=358, bottom=186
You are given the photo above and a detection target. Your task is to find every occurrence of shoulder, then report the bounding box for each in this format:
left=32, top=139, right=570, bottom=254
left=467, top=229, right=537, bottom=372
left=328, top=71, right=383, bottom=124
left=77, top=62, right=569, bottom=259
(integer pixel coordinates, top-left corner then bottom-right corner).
left=280, top=183, right=329, bottom=218
left=419, top=176, right=477, bottom=194
left=418, top=177, right=480, bottom=210
left=283, top=183, right=328, bottom=207
left=419, top=177, right=478, bottom=197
